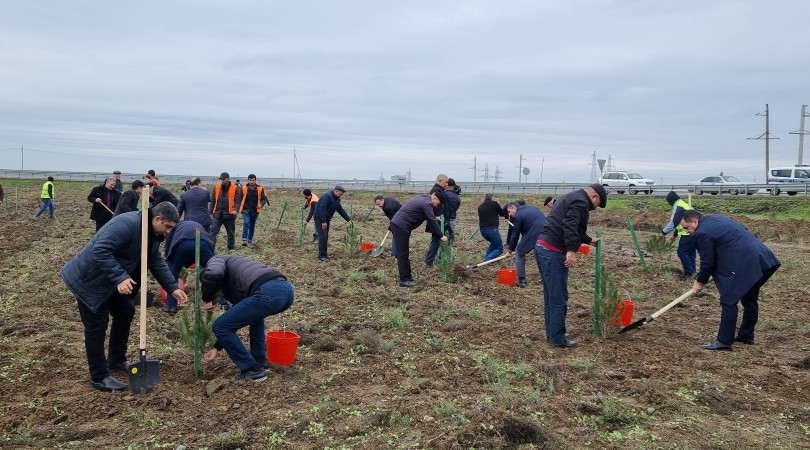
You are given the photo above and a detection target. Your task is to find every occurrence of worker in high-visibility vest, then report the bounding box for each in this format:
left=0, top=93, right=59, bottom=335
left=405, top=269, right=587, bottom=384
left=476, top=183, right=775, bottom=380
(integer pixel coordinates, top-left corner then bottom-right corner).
left=210, top=172, right=242, bottom=251
left=238, top=174, right=268, bottom=247
left=660, top=191, right=697, bottom=280
left=34, top=176, right=56, bottom=219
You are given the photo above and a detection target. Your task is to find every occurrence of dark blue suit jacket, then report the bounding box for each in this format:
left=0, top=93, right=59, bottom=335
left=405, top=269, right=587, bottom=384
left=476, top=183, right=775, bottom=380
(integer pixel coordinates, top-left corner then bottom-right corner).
left=508, top=205, right=546, bottom=256
left=692, top=215, right=780, bottom=302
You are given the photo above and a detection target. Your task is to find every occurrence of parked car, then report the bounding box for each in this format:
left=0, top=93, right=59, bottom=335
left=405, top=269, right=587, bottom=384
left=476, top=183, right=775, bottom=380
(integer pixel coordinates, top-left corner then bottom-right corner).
left=600, top=171, right=654, bottom=194
left=689, top=175, right=756, bottom=195
left=767, top=166, right=810, bottom=196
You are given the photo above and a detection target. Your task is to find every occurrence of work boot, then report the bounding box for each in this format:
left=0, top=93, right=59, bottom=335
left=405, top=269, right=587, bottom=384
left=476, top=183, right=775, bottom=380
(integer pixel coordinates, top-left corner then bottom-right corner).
left=235, top=368, right=267, bottom=382
left=90, top=376, right=127, bottom=392
left=399, top=280, right=416, bottom=287
left=700, top=340, right=733, bottom=351
left=516, top=278, right=528, bottom=288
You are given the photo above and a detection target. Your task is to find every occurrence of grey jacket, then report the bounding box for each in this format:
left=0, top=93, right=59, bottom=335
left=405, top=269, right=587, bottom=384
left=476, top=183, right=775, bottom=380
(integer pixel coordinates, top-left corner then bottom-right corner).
left=201, top=255, right=286, bottom=303
left=177, top=186, right=212, bottom=229
left=60, top=211, right=178, bottom=312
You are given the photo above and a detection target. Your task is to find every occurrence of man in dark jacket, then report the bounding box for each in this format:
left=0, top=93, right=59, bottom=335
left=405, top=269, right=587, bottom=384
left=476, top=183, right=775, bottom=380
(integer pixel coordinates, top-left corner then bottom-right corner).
left=477, top=194, right=505, bottom=261
left=149, top=182, right=179, bottom=207
left=162, top=220, right=216, bottom=314
left=115, top=180, right=145, bottom=215
left=238, top=174, right=269, bottom=247
left=536, top=184, right=606, bottom=348
left=660, top=191, right=696, bottom=279
left=390, top=193, right=447, bottom=287
left=112, top=170, right=123, bottom=192
left=444, top=179, right=462, bottom=242
left=87, top=178, right=122, bottom=232
left=200, top=255, right=294, bottom=382
left=374, top=195, right=402, bottom=257
left=505, top=203, right=546, bottom=288
left=424, top=174, right=449, bottom=265
left=210, top=172, right=242, bottom=251
left=313, top=185, right=352, bottom=261
left=504, top=198, right=526, bottom=245
left=681, top=211, right=781, bottom=351
left=177, top=177, right=212, bottom=229
left=60, top=202, right=186, bottom=391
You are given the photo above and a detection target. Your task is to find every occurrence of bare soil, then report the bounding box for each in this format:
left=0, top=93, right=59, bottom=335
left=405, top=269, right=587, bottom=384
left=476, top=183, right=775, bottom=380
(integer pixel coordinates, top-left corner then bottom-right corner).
left=1, top=182, right=809, bottom=449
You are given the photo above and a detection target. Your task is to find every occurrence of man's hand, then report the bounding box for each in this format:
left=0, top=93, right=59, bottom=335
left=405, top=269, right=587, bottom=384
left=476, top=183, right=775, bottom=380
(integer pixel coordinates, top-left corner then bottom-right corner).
left=202, top=301, right=216, bottom=312
left=564, top=251, right=577, bottom=268
left=692, top=280, right=705, bottom=294
left=440, top=236, right=448, bottom=242
left=202, top=348, right=219, bottom=363
left=117, top=278, right=137, bottom=295
left=173, top=289, right=188, bottom=305
left=321, top=223, right=327, bottom=230
left=590, top=237, right=601, bottom=246
left=95, top=198, right=102, bottom=203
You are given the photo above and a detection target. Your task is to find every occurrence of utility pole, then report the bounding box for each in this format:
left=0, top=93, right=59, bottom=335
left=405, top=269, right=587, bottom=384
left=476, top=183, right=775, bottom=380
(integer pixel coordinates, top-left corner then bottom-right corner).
left=406, top=168, right=412, bottom=181
left=21, top=144, right=24, bottom=170
left=469, top=156, right=477, bottom=182
left=749, top=104, right=779, bottom=183
left=606, top=154, right=615, bottom=172
left=494, top=165, right=503, bottom=182
left=586, top=151, right=598, bottom=182
left=481, top=163, right=490, bottom=182
left=789, top=105, right=809, bottom=166
left=540, top=157, right=545, bottom=184
left=515, top=154, right=527, bottom=182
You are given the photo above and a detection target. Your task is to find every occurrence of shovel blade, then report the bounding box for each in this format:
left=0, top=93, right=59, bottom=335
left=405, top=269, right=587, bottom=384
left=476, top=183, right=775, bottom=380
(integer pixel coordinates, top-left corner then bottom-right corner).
left=618, top=316, right=653, bottom=334
left=370, top=246, right=384, bottom=257
left=128, top=351, right=160, bottom=394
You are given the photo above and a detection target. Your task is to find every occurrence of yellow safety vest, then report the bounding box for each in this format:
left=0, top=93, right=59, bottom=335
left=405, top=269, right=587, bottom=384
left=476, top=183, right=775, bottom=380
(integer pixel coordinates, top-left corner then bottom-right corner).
left=675, top=199, right=693, bottom=236
left=40, top=181, right=54, bottom=199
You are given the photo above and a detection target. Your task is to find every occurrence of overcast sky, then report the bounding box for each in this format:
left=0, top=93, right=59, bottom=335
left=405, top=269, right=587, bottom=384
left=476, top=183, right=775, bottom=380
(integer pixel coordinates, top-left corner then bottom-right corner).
left=0, top=0, right=808, bottom=184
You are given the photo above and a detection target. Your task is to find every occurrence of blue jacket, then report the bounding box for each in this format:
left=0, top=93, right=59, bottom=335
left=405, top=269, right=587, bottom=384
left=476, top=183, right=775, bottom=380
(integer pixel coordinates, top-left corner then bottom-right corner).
left=508, top=205, right=546, bottom=255
left=391, top=193, right=443, bottom=237
left=537, top=189, right=593, bottom=252
left=692, top=215, right=780, bottom=302
left=60, top=211, right=178, bottom=313
left=445, top=187, right=461, bottom=221
left=164, top=220, right=215, bottom=260
left=314, top=190, right=351, bottom=223
left=177, top=186, right=212, bottom=229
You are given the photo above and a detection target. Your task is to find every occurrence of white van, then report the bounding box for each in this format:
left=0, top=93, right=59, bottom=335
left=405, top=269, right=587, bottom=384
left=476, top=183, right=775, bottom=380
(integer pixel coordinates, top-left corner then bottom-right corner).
left=600, top=171, right=655, bottom=194
left=767, top=166, right=810, bottom=196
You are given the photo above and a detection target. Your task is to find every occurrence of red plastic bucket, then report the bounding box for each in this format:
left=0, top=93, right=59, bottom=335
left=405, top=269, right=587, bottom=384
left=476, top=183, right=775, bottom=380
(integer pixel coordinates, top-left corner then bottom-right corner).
left=497, top=268, right=518, bottom=287
left=609, top=299, right=635, bottom=326
left=265, top=330, right=300, bottom=366
left=578, top=243, right=590, bottom=255
left=360, top=242, right=375, bottom=253
left=161, top=278, right=185, bottom=303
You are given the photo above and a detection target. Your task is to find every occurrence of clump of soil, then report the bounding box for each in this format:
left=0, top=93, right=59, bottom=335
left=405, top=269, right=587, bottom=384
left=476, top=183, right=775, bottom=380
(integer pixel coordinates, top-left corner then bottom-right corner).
left=792, top=356, right=810, bottom=369
left=500, top=417, right=553, bottom=446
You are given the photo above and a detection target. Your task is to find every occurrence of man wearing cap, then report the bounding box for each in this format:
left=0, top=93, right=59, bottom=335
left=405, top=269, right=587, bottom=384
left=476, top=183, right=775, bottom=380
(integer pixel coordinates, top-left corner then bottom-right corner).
left=535, top=184, right=607, bottom=348
left=313, top=185, right=352, bottom=261
left=210, top=172, right=242, bottom=251
left=112, top=171, right=123, bottom=192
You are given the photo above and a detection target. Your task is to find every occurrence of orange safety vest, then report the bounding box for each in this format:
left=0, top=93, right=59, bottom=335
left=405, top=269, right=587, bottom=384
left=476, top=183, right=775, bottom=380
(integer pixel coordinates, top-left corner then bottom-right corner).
left=143, top=174, right=161, bottom=186
left=211, top=183, right=237, bottom=214
left=240, top=185, right=265, bottom=213
left=306, top=193, right=319, bottom=208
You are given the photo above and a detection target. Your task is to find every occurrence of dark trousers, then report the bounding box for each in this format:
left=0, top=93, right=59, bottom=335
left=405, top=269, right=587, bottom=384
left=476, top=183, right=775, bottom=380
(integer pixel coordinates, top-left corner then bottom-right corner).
left=76, top=293, right=136, bottom=382
left=391, top=224, right=412, bottom=282
left=314, top=218, right=331, bottom=258
left=424, top=235, right=441, bottom=265
left=94, top=216, right=112, bottom=233
left=717, top=266, right=779, bottom=344
left=211, top=213, right=236, bottom=250
left=677, top=235, right=697, bottom=277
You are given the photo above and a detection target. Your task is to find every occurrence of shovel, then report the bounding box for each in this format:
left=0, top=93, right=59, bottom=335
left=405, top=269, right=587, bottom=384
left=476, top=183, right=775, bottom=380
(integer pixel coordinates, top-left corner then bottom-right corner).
left=99, top=201, right=115, bottom=215
left=465, top=254, right=510, bottom=270
left=618, top=289, right=695, bottom=334
left=370, top=231, right=390, bottom=257
left=128, top=186, right=160, bottom=394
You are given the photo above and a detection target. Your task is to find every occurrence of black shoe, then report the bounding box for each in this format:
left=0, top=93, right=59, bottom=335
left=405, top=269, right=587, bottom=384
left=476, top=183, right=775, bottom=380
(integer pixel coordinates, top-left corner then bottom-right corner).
left=700, top=340, right=733, bottom=351
left=734, top=337, right=755, bottom=345
left=516, top=278, right=528, bottom=288
left=319, top=257, right=330, bottom=262
left=108, top=361, right=128, bottom=373
left=550, top=339, right=578, bottom=348
left=162, top=306, right=177, bottom=315
left=235, top=368, right=267, bottom=382
left=242, top=242, right=248, bottom=247
left=90, top=376, right=127, bottom=392
left=399, top=280, right=416, bottom=287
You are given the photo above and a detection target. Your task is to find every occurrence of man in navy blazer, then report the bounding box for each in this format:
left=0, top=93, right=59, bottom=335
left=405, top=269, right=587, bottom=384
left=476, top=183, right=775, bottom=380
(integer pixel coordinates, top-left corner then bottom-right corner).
left=681, top=211, right=780, bottom=351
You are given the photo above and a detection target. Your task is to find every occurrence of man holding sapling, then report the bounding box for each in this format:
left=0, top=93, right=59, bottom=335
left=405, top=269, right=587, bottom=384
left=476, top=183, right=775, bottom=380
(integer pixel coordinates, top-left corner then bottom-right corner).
left=680, top=210, right=780, bottom=351
left=660, top=191, right=697, bottom=280
left=390, top=192, right=447, bottom=287
left=200, top=255, right=295, bottom=382
left=536, top=184, right=607, bottom=348
left=313, top=185, right=352, bottom=261
left=60, top=202, right=186, bottom=391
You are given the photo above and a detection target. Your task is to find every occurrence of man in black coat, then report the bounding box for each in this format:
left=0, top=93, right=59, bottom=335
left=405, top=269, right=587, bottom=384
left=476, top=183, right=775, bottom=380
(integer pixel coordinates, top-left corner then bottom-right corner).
left=115, top=180, right=145, bottom=216
left=536, top=184, right=606, bottom=348
left=444, top=178, right=462, bottom=242
left=200, top=255, right=295, bottom=382
left=87, top=178, right=122, bottom=232
left=425, top=174, right=449, bottom=266
left=149, top=182, right=179, bottom=207
left=390, top=193, right=447, bottom=287
left=313, top=185, right=352, bottom=261
left=477, top=194, right=505, bottom=261
left=374, top=195, right=402, bottom=256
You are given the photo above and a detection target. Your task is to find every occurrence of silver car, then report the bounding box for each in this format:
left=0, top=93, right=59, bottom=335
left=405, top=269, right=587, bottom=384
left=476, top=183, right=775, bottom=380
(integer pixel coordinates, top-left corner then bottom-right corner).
left=689, top=175, right=755, bottom=195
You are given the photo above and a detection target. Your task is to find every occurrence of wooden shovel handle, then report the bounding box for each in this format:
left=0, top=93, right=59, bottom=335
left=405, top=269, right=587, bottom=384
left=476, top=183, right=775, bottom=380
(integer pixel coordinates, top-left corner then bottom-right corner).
left=379, top=230, right=390, bottom=247
left=475, top=253, right=510, bottom=268
left=100, top=202, right=115, bottom=215
left=649, top=289, right=695, bottom=321
left=139, top=186, right=149, bottom=350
